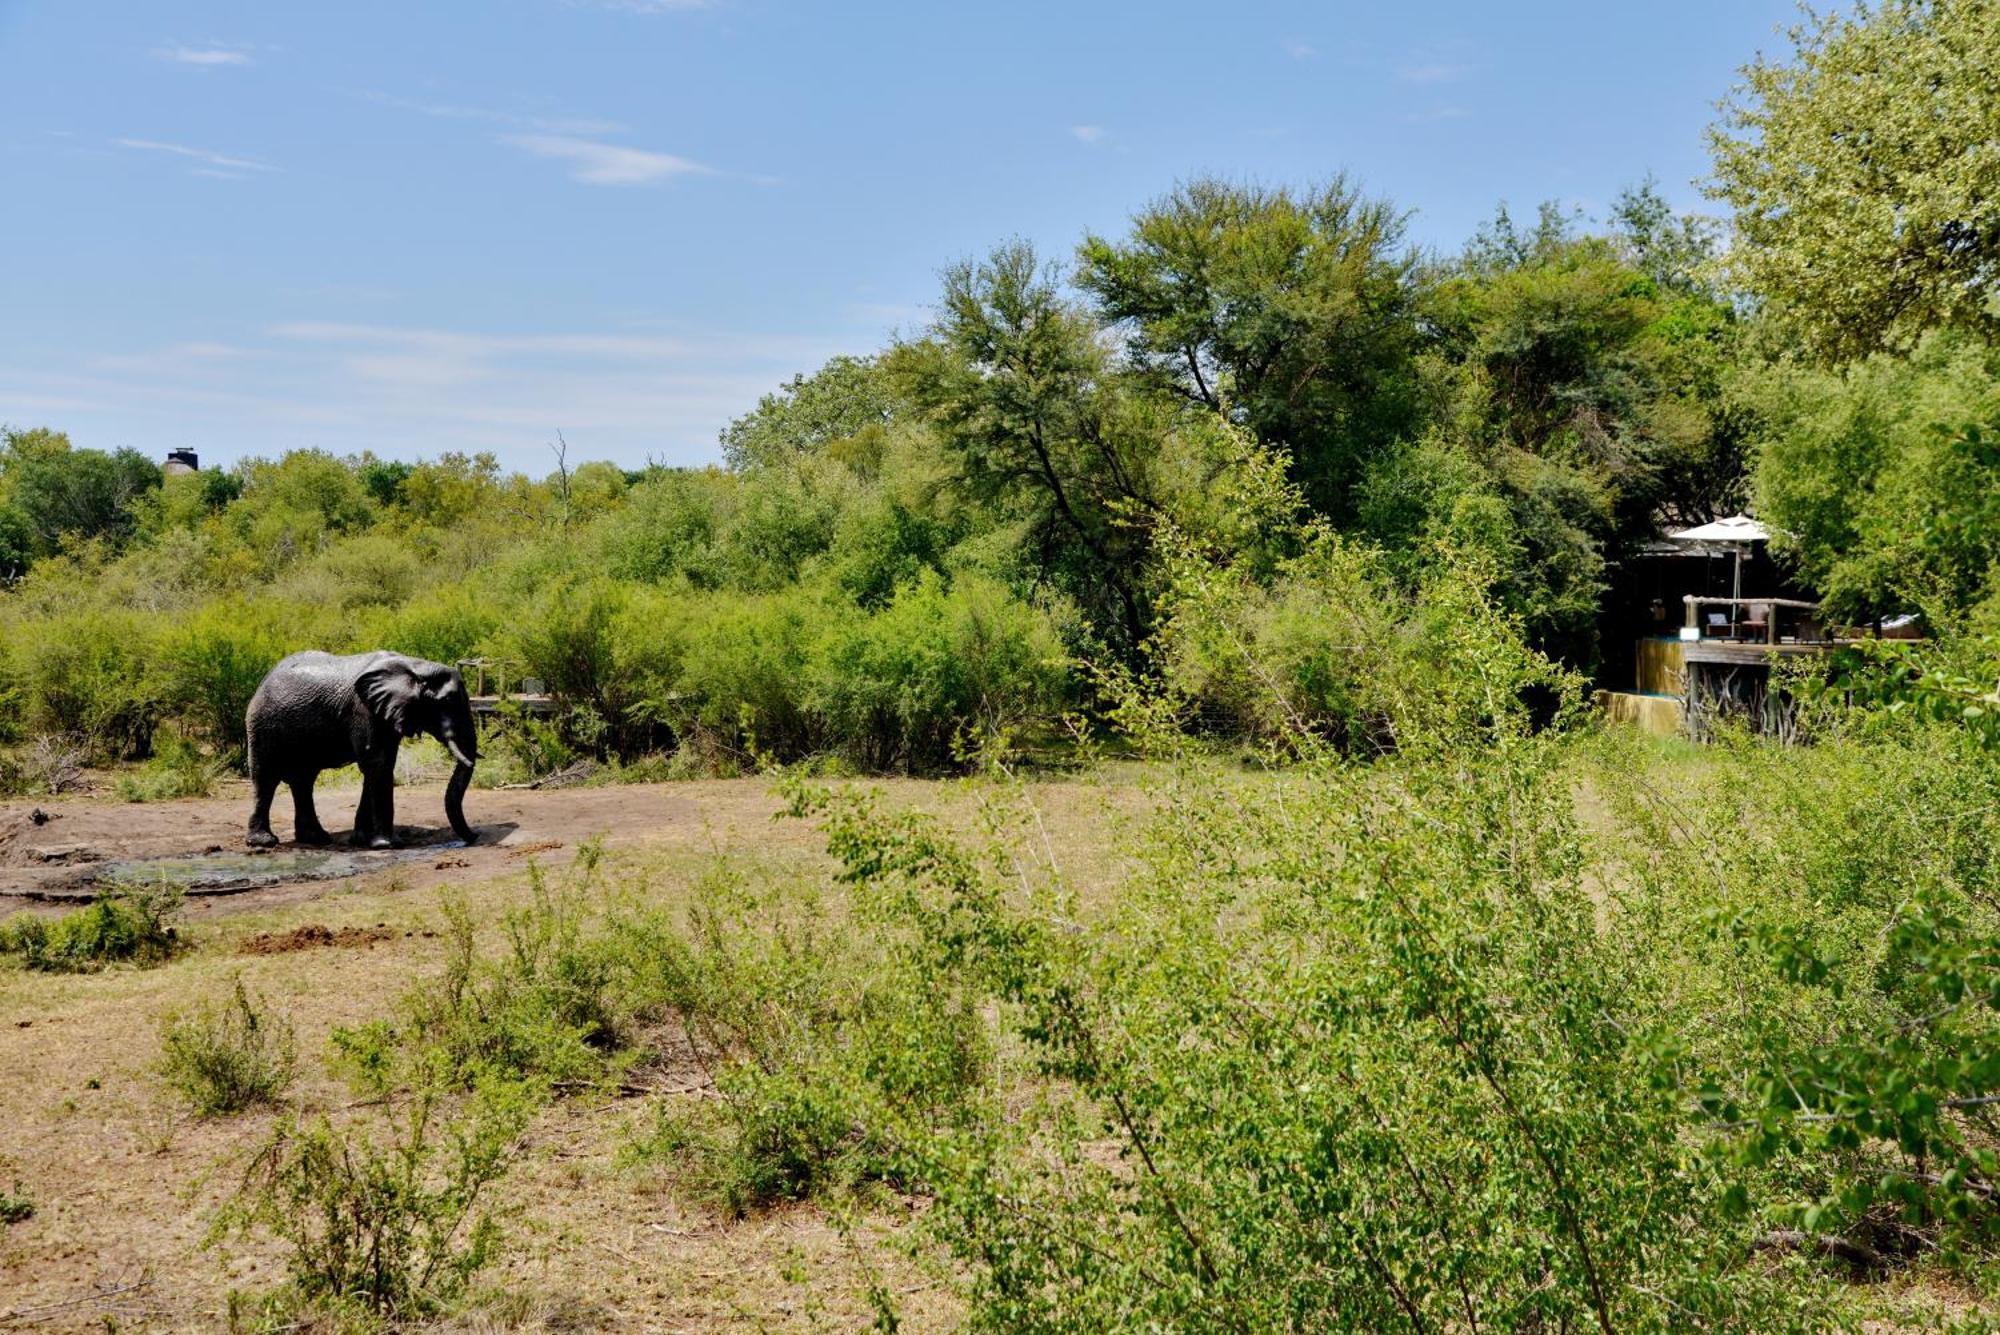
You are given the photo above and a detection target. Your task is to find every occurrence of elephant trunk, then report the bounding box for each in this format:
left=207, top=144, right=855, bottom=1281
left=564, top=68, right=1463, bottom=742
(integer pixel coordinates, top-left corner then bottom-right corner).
left=439, top=708, right=478, bottom=844
left=444, top=758, right=476, bottom=844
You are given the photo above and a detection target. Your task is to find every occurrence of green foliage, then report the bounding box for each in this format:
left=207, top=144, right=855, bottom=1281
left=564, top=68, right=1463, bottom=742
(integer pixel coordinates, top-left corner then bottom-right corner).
left=1709, top=0, right=2000, bottom=359
left=1740, top=331, right=2000, bottom=623
left=158, top=978, right=298, bottom=1115
left=0, top=886, right=183, bottom=973
left=153, top=601, right=284, bottom=757
left=0, top=1184, right=32, bottom=1225
left=772, top=582, right=1812, bottom=1330
left=894, top=239, right=1157, bottom=659
left=720, top=354, right=898, bottom=472
left=114, top=732, right=226, bottom=801
left=223, top=1075, right=534, bottom=1322
left=1078, top=176, right=1422, bottom=518
left=1592, top=726, right=2000, bottom=1273
left=333, top=863, right=620, bottom=1098
left=5, top=606, right=163, bottom=760
left=614, top=863, right=989, bottom=1216
left=811, top=574, right=1069, bottom=772
left=0, top=428, right=162, bottom=557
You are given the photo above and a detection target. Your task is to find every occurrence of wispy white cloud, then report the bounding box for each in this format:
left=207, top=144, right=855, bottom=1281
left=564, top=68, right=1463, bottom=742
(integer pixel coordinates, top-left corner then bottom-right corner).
left=1398, top=61, right=1469, bottom=84
left=152, top=43, right=251, bottom=67
left=1, top=318, right=860, bottom=469
left=1070, top=125, right=1107, bottom=145
left=1404, top=105, right=1469, bottom=125
left=498, top=133, right=713, bottom=185
left=95, top=342, right=256, bottom=374
left=1282, top=37, right=1317, bottom=61
left=114, top=137, right=277, bottom=176
left=358, top=89, right=626, bottom=138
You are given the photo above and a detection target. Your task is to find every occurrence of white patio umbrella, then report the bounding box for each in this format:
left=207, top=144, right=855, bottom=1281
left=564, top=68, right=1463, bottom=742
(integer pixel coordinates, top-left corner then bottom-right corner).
left=1667, top=514, right=1770, bottom=618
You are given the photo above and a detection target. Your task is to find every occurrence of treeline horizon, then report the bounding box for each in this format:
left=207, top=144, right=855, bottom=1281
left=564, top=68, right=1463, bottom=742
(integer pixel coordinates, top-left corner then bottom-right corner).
left=3, top=0, right=1997, bottom=781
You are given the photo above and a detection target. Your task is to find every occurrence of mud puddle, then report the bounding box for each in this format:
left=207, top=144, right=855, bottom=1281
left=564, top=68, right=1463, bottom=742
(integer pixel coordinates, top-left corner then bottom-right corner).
left=90, top=843, right=467, bottom=896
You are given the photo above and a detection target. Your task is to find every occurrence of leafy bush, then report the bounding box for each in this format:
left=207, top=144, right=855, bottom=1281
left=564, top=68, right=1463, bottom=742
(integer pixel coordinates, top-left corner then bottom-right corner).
left=159, top=978, right=298, bottom=1115
left=114, top=732, right=225, bottom=801
left=152, top=601, right=283, bottom=758
left=333, top=859, right=620, bottom=1097
left=666, top=587, right=829, bottom=762
left=811, top=573, right=1069, bottom=772
left=0, top=1184, right=32, bottom=1225
left=764, top=561, right=1831, bottom=1332
left=0, top=886, right=183, bottom=972
left=614, top=864, right=988, bottom=1214
left=1593, top=727, right=2000, bottom=1270
left=223, top=1076, right=534, bottom=1322
left=6, top=607, right=162, bottom=761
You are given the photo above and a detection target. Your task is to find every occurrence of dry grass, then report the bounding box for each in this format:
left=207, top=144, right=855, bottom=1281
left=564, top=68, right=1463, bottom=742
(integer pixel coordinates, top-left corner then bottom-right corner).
left=0, top=770, right=1149, bottom=1331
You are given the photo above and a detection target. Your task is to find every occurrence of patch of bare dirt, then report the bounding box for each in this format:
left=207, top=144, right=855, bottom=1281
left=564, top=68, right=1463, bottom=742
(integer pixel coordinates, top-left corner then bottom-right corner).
left=237, top=923, right=398, bottom=955
left=0, top=780, right=726, bottom=919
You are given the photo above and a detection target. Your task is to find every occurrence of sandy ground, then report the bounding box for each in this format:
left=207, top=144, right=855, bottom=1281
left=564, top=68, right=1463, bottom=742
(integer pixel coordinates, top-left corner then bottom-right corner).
left=0, top=772, right=1143, bottom=1331
left=0, top=774, right=744, bottom=915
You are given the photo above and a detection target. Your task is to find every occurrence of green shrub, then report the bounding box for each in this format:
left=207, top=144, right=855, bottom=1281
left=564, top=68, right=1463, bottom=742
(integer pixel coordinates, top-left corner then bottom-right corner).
left=810, top=573, right=1068, bottom=772
left=770, top=560, right=1821, bottom=1332
left=8, top=607, right=162, bottom=761
left=152, top=601, right=283, bottom=758
left=1592, top=727, right=2000, bottom=1269
left=613, top=863, right=989, bottom=1215
left=667, top=588, right=830, bottom=762
left=159, top=978, right=298, bottom=1115
left=223, top=1076, right=534, bottom=1322
left=0, top=886, right=183, bottom=972
left=333, top=858, right=620, bottom=1097
left=114, top=732, right=225, bottom=801
left=0, top=1184, right=31, bottom=1225
left=365, top=582, right=499, bottom=667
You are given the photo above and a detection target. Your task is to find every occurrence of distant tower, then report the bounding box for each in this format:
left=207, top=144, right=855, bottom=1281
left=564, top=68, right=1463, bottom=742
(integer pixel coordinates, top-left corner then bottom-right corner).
left=163, top=449, right=199, bottom=476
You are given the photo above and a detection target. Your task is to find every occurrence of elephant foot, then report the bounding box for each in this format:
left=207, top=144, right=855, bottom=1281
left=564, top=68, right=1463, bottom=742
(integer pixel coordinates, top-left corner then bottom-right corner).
left=366, top=833, right=395, bottom=851
left=296, top=826, right=334, bottom=847
left=246, top=828, right=279, bottom=850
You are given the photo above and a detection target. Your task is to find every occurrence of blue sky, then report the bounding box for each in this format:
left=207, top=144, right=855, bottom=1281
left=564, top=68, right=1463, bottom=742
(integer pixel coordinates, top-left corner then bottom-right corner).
left=0, top=0, right=1797, bottom=473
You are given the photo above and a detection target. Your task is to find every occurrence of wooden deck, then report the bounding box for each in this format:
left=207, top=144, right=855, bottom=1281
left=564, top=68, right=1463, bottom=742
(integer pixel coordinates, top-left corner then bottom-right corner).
left=1681, top=640, right=1837, bottom=667
left=469, top=693, right=556, bottom=717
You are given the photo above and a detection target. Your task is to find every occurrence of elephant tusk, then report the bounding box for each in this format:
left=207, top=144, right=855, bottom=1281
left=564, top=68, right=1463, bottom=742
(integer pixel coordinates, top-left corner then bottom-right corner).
left=446, top=739, right=475, bottom=770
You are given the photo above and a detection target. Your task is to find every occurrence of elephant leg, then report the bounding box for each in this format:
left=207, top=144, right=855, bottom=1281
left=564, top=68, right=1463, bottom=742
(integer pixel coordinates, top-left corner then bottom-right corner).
left=289, top=775, right=332, bottom=846
left=373, top=766, right=398, bottom=848
left=352, top=776, right=376, bottom=847
left=247, top=769, right=281, bottom=849
left=357, top=765, right=396, bottom=849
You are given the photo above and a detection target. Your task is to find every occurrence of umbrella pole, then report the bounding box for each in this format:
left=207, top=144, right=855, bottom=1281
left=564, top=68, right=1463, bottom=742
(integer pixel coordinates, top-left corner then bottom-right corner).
left=1731, top=549, right=1742, bottom=630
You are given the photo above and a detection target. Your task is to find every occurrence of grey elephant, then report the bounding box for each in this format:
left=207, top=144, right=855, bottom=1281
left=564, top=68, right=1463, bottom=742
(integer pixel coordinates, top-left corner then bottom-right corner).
left=245, top=650, right=479, bottom=850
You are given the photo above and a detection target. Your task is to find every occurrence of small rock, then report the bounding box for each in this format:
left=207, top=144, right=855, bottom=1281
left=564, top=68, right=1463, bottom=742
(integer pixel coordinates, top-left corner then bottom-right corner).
left=28, top=808, right=50, bottom=826
left=28, top=844, right=101, bottom=865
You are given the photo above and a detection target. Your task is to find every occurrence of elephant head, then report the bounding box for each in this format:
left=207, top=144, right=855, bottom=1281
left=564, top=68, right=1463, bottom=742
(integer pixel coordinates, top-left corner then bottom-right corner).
left=356, top=656, right=480, bottom=843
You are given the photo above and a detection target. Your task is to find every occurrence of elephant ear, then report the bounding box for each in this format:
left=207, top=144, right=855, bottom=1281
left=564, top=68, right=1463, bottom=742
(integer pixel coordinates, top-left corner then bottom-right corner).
left=356, top=662, right=425, bottom=737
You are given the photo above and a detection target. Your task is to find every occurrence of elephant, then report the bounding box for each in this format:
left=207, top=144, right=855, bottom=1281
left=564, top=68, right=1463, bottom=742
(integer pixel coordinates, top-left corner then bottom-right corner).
left=245, top=650, right=479, bottom=850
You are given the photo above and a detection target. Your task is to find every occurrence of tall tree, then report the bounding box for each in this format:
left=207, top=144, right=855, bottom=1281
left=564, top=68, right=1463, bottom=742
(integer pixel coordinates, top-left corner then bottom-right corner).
left=0, top=428, right=161, bottom=556
left=893, top=241, right=1158, bottom=656
left=1076, top=177, right=1423, bottom=519
left=1708, top=0, right=2000, bottom=360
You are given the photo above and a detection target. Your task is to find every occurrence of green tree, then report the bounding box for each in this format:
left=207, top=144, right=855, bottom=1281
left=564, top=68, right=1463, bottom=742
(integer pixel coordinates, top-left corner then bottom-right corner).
left=1737, top=330, right=2000, bottom=623
left=1077, top=176, right=1423, bottom=519
left=0, top=428, right=162, bottom=556
left=1708, top=0, right=2000, bottom=359
left=894, top=241, right=1159, bottom=657
left=719, top=355, right=898, bottom=472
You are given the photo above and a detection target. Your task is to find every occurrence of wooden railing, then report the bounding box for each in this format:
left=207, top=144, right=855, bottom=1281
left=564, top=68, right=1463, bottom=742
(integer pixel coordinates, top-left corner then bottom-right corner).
left=1682, top=595, right=1825, bottom=646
